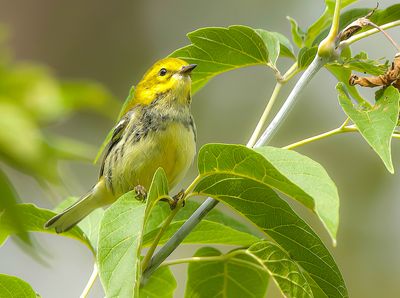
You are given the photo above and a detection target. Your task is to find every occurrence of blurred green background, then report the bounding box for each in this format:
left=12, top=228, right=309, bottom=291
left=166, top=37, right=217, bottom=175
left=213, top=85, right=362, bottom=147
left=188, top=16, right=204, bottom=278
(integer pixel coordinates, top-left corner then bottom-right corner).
left=0, top=0, right=399, bottom=297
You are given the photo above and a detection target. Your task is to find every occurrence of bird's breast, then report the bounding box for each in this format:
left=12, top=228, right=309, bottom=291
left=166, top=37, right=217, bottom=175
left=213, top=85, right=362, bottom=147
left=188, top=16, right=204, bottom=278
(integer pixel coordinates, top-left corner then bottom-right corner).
left=109, top=117, right=196, bottom=198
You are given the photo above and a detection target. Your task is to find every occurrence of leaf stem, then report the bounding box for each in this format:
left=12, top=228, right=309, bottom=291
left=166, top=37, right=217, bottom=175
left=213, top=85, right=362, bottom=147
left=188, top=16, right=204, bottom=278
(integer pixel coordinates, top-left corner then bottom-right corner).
left=365, top=21, right=400, bottom=52
left=80, top=263, right=98, bottom=298
left=283, top=123, right=357, bottom=150
left=339, top=20, right=400, bottom=48
left=159, top=250, right=266, bottom=272
left=141, top=204, right=182, bottom=272
left=247, top=62, right=299, bottom=147
left=247, top=83, right=283, bottom=147
left=141, top=197, right=219, bottom=283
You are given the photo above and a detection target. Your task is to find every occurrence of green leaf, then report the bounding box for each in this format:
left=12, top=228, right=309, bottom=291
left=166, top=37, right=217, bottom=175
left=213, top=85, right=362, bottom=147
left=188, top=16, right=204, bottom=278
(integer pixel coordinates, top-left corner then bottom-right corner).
left=170, top=25, right=269, bottom=93
left=248, top=241, right=312, bottom=297
left=94, top=86, right=135, bottom=164
left=143, top=201, right=259, bottom=247
left=255, top=29, right=280, bottom=66
left=328, top=51, right=388, bottom=76
left=297, top=47, right=318, bottom=70
left=185, top=247, right=269, bottom=298
left=194, top=144, right=348, bottom=297
left=255, top=30, right=296, bottom=61
left=98, top=168, right=169, bottom=298
left=0, top=274, right=38, bottom=298
left=97, top=194, right=145, bottom=298
left=337, top=83, right=400, bottom=173
left=139, top=267, right=176, bottom=298
left=287, top=16, right=305, bottom=48
left=256, top=146, right=340, bottom=242
left=0, top=203, right=92, bottom=251
left=197, top=144, right=339, bottom=240
left=269, top=31, right=296, bottom=59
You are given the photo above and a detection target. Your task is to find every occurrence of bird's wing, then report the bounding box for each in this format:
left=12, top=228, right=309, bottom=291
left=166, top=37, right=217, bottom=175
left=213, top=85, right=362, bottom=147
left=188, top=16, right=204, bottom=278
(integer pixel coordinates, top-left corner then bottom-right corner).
left=99, top=109, right=135, bottom=178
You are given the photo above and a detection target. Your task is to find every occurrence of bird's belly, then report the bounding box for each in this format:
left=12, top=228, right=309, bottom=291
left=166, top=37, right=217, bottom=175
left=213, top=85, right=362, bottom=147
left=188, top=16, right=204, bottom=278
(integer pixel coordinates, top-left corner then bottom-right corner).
left=111, top=122, right=196, bottom=197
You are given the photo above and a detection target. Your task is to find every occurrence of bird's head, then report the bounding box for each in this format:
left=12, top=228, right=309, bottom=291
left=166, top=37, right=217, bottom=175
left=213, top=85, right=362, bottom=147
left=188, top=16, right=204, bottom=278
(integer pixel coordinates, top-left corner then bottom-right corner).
left=134, top=57, right=197, bottom=106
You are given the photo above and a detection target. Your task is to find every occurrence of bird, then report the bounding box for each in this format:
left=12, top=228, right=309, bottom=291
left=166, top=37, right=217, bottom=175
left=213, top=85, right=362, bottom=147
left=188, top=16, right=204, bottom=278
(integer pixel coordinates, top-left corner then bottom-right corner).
left=45, top=57, right=197, bottom=233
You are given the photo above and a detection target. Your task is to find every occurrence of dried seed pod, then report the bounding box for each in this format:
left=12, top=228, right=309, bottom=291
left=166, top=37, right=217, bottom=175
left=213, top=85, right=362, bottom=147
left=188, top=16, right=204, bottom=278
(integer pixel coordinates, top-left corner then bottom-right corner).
left=338, top=5, right=378, bottom=42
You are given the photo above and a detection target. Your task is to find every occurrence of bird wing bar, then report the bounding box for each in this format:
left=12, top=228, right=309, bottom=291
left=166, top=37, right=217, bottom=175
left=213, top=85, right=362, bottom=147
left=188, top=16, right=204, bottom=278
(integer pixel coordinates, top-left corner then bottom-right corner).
left=99, top=110, right=133, bottom=178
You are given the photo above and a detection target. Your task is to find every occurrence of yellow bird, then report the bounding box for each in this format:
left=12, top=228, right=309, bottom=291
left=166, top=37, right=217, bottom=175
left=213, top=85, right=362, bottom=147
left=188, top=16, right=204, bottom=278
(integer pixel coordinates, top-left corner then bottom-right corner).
left=45, top=58, right=197, bottom=233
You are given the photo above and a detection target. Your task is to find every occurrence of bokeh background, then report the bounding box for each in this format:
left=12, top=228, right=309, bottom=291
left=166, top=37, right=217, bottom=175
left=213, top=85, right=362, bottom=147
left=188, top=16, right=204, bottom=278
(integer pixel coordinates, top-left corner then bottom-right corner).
left=0, top=0, right=399, bottom=297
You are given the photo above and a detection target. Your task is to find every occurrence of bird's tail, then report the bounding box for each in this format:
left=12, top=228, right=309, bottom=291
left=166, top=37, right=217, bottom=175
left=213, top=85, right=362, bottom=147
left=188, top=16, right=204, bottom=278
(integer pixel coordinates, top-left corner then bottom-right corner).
left=45, top=179, right=112, bottom=233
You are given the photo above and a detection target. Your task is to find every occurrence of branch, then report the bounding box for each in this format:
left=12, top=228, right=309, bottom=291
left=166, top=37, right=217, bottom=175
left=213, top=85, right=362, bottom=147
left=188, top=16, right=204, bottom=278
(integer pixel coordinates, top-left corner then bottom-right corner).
left=254, top=56, right=326, bottom=147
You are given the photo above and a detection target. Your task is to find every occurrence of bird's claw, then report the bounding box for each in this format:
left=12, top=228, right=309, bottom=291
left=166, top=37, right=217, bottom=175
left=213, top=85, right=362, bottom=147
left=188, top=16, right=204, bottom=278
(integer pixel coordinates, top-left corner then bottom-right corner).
left=169, top=189, right=185, bottom=210
left=134, top=185, right=148, bottom=201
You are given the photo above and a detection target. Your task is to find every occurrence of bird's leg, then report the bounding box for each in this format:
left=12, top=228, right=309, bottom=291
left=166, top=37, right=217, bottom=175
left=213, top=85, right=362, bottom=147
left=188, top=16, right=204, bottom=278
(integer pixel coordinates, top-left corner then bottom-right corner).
left=169, top=189, right=185, bottom=210
left=134, top=185, right=148, bottom=201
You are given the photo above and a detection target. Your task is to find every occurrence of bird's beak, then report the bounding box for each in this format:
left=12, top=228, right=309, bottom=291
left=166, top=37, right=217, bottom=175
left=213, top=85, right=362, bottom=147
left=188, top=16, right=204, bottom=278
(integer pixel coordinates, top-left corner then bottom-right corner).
left=179, top=64, right=197, bottom=75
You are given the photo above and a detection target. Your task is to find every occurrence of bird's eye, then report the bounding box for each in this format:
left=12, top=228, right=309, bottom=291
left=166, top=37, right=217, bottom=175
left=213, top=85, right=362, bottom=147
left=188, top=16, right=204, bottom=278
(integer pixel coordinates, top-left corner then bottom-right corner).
left=159, top=68, right=167, bottom=76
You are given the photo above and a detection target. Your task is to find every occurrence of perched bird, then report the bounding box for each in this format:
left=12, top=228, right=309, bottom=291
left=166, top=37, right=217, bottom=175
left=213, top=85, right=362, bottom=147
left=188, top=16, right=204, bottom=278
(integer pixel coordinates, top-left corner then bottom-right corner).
left=45, top=58, right=197, bottom=233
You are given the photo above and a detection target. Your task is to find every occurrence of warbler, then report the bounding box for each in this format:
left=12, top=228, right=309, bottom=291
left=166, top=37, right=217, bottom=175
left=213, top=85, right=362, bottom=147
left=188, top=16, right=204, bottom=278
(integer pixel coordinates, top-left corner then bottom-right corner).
left=45, top=58, right=197, bottom=233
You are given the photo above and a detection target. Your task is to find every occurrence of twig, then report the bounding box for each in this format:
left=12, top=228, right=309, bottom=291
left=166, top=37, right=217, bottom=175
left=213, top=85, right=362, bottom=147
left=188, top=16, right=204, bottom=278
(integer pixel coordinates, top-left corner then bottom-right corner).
left=283, top=124, right=357, bottom=150
left=80, top=263, right=98, bottom=298
left=247, top=63, right=299, bottom=148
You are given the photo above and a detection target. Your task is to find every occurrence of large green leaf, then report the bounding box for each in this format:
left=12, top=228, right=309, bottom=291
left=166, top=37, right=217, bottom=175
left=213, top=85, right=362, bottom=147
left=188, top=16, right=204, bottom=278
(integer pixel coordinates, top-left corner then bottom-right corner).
left=0, top=274, right=38, bottom=298
left=185, top=247, right=269, bottom=298
left=139, top=267, right=176, bottom=298
left=170, top=26, right=270, bottom=93
left=0, top=203, right=92, bottom=251
left=193, top=144, right=348, bottom=297
left=97, top=168, right=169, bottom=298
left=143, top=201, right=259, bottom=247
left=256, top=146, right=340, bottom=242
left=337, top=83, right=400, bottom=173
left=97, top=195, right=145, bottom=298
left=196, top=144, right=339, bottom=241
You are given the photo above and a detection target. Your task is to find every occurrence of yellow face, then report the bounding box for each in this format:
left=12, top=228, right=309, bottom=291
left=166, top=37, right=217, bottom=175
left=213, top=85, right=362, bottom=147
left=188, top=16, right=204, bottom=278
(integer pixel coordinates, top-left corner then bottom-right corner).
left=134, top=58, right=196, bottom=106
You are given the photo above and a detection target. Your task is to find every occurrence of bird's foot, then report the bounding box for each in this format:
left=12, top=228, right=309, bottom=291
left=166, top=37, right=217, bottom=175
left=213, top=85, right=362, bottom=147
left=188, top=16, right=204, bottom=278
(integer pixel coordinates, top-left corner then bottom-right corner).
left=169, top=189, right=185, bottom=210
left=134, top=185, right=148, bottom=201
